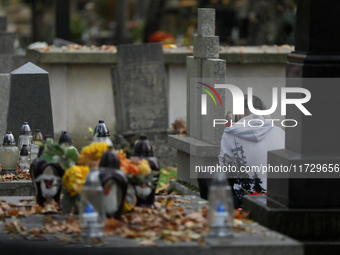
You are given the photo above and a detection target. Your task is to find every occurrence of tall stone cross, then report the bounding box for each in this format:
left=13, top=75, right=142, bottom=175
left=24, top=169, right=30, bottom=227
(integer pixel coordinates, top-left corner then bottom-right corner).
left=169, top=8, right=227, bottom=186
left=188, top=8, right=226, bottom=145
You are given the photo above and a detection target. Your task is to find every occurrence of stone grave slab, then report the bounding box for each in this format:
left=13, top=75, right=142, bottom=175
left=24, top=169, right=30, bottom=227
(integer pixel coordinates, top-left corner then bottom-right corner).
left=0, top=181, right=34, bottom=196
left=0, top=195, right=303, bottom=255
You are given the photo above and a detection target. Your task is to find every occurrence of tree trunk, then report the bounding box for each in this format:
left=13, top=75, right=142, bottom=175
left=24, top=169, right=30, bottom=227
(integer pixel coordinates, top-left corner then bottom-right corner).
left=115, top=0, right=129, bottom=45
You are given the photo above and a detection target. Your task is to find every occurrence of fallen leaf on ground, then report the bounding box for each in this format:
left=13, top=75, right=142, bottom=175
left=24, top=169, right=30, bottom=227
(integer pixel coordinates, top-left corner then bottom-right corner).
left=234, top=210, right=250, bottom=220
left=139, top=240, right=157, bottom=246
left=4, top=221, right=27, bottom=234
left=32, top=228, right=48, bottom=240
left=103, top=217, right=122, bottom=236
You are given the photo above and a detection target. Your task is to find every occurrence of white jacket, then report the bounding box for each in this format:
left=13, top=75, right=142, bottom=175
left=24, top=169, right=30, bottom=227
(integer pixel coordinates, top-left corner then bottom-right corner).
left=218, top=114, right=285, bottom=192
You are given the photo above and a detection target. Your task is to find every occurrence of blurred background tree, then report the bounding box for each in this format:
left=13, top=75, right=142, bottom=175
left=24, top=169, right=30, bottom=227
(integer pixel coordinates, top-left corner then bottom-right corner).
left=0, top=0, right=296, bottom=48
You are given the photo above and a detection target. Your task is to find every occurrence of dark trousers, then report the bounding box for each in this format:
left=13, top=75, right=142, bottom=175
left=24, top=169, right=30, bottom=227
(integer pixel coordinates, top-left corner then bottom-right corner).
left=197, top=177, right=241, bottom=208
left=197, top=178, right=212, bottom=200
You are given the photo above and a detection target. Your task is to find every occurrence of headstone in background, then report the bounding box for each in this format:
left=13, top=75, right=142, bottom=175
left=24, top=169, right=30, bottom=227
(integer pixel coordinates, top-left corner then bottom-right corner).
left=111, top=42, right=174, bottom=166
left=0, top=74, right=10, bottom=138
left=112, top=42, right=168, bottom=133
left=0, top=16, right=14, bottom=55
left=0, top=16, right=27, bottom=73
left=0, top=17, right=7, bottom=32
left=6, top=62, right=54, bottom=142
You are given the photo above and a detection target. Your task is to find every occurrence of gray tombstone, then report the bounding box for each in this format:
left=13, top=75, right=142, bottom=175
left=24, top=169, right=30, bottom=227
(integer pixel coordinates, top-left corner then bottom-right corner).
left=0, top=74, right=10, bottom=138
left=0, top=16, right=27, bottom=72
left=0, top=31, right=15, bottom=55
left=111, top=42, right=168, bottom=134
left=0, top=16, right=7, bottom=31
left=6, top=62, right=54, bottom=141
left=0, top=17, right=14, bottom=55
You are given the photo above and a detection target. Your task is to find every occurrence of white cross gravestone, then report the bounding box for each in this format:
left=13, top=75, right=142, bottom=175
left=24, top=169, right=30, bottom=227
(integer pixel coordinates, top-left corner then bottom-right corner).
left=169, top=8, right=226, bottom=186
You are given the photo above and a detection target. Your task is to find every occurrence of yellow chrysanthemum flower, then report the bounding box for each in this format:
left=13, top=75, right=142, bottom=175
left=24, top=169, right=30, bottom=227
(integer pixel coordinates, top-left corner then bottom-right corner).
left=77, top=142, right=109, bottom=166
left=63, top=165, right=90, bottom=196
left=138, top=159, right=151, bottom=175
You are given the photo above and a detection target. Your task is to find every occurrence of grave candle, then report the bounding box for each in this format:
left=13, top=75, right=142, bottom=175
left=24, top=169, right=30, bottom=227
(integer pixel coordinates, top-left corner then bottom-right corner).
left=18, top=144, right=30, bottom=172
left=207, top=172, right=234, bottom=238
left=30, top=129, right=43, bottom=162
left=0, top=131, right=19, bottom=174
left=18, top=122, right=33, bottom=152
left=58, top=131, right=79, bottom=154
left=132, top=135, right=160, bottom=208
left=92, top=120, right=113, bottom=147
left=79, top=169, right=105, bottom=238
left=99, top=148, right=128, bottom=219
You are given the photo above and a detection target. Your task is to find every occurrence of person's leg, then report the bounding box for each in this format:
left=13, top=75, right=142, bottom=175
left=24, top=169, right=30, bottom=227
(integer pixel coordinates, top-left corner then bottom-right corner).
left=197, top=178, right=212, bottom=200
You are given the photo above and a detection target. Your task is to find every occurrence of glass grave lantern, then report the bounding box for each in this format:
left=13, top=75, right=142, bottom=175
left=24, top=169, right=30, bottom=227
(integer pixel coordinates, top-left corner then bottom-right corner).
left=58, top=131, right=79, bottom=154
left=99, top=148, right=128, bottom=219
left=131, top=135, right=160, bottom=208
left=0, top=131, right=20, bottom=174
left=79, top=170, right=105, bottom=238
left=30, top=158, right=65, bottom=206
left=18, top=144, right=30, bottom=172
left=92, top=120, right=113, bottom=147
left=30, top=129, right=43, bottom=162
left=18, top=122, right=33, bottom=152
left=207, top=172, right=234, bottom=238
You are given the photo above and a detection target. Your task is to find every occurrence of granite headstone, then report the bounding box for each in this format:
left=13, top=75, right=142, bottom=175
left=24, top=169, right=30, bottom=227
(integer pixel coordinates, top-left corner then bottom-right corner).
left=111, top=42, right=168, bottom=134
left=6, top=62, right=54, bottom=142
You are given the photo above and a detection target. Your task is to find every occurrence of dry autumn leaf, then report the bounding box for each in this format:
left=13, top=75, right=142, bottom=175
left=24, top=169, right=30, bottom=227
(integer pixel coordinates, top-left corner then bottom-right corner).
left=4, top=221, right=27, bottom=234
left=32, top=228, right=48, bottom=240
left=234, top=210, right=250, bottom=220
left=139, top=240, right=157, bottom=246
left=103, top=217, right=122, bottom=236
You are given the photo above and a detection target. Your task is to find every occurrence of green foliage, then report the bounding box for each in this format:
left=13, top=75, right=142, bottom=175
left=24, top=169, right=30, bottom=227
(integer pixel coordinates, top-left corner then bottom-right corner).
left=40, top=139, right=78, bottom=170
left=157, top=167, right=177, bottom=188
left=176, top=180, right=200, bottom=192
left=129, top=21, right=145, bottom=43
left=127, top=170, right=159, bottom=188
left=70, top=15, right=88, bottom=44
left=94, top=0, right=117, bottom=28
left=167, top=187, right=184, bottom=195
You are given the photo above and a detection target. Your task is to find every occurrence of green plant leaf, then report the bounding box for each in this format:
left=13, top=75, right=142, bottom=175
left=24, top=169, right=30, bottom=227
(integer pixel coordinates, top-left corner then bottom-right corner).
left=45, top=138, right=54, bottom=144
left=66, top=148, right=79, bottom=163
left=40, top=153, right=58, bottom=163
left=60, top=162, right=71, bottom=170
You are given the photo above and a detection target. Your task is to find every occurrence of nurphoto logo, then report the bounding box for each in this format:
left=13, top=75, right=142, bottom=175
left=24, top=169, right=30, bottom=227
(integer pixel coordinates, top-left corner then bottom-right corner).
left=197, top=83, right=312, bottom=127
